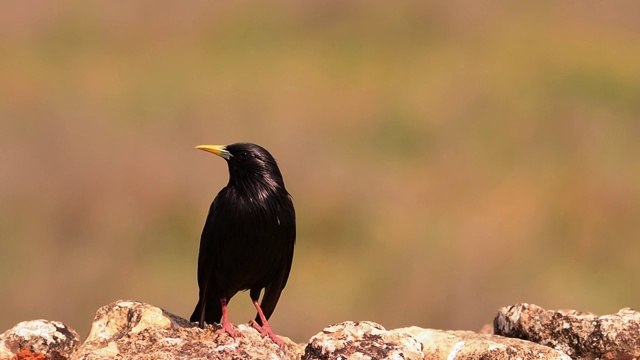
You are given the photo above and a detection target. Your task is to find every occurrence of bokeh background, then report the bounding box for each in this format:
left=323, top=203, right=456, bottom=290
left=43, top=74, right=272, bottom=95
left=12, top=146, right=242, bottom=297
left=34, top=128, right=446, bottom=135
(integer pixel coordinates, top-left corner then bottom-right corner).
left=1, top=1, right=639, bottom=343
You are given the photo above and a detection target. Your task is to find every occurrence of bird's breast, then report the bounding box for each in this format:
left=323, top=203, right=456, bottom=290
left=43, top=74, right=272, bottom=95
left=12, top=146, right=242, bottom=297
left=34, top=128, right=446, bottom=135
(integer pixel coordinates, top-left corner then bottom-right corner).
left=209, top=189, right=293, bottom=292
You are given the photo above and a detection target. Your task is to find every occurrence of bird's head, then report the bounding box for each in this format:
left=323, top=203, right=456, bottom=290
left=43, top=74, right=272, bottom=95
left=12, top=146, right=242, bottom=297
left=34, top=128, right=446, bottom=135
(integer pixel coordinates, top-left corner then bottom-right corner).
left=195, top=142, right=286, bottom=190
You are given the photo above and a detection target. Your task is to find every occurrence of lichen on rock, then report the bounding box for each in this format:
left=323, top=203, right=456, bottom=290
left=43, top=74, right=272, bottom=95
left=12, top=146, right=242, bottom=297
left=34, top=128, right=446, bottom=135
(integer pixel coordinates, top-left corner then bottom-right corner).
left=495, top=303, right=640, bottom=360
left=3, top=301, right=640, bottom=359
left=0, top=319, right=80, bottom=360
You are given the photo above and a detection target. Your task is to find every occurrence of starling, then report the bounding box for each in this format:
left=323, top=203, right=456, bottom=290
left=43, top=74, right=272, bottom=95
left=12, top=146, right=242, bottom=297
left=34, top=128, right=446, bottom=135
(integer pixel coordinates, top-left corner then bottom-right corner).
left=190, top=142, right=296, bottom=346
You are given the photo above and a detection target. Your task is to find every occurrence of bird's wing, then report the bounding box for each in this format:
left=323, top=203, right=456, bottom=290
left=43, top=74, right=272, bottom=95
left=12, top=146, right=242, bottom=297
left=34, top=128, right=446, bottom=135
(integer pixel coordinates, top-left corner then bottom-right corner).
left=255, top=195, right=296, bottom=323
left=190, top=198, right=222, bottom=325
left=196, top=201, right=218, bottom=288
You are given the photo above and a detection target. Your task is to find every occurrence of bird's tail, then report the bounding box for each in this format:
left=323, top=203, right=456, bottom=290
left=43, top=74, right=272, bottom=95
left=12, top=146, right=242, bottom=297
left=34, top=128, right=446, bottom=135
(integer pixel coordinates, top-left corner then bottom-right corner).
left=190, top=299, right=204, bottom=325
left=191, top=296, right=223, bottom=327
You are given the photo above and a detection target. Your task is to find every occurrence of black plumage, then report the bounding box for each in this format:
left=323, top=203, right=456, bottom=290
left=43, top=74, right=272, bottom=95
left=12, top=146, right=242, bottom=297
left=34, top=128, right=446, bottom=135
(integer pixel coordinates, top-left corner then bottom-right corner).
left=190, top=142, right=296, bottom=346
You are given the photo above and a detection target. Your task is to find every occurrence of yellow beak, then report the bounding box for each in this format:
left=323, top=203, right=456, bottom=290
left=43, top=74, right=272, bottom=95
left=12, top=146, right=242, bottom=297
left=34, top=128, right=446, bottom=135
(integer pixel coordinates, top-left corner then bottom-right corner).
left=195, top=145, right=232, bottom=159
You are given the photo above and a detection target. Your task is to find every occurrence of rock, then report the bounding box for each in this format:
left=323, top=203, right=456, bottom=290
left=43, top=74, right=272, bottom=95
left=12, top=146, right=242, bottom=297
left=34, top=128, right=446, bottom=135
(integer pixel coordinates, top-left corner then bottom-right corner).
left=5, top=300, right=640, bottom=359
left=303, top=321, right=424, bottom=360
left=409, top=327, right=571, bottom=360
left=494, top=303, right=640, bottom=360
left=303, top=321, right=570, bottom=360
left=0, top=319, right=80, bottom=360
left=71, top=300, right=303, bottom=360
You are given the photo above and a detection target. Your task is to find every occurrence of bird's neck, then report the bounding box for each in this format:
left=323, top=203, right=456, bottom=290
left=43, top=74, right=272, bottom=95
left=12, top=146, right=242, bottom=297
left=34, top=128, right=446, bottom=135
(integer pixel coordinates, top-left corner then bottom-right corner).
left=230, top=175, right=285, bottom=198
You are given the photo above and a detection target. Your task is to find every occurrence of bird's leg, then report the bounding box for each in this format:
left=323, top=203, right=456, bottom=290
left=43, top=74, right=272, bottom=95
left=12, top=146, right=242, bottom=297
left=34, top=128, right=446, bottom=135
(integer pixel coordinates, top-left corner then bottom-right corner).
left=217, top=298, right=243, bottom=338
left=250, top=300, right=285, bottom=347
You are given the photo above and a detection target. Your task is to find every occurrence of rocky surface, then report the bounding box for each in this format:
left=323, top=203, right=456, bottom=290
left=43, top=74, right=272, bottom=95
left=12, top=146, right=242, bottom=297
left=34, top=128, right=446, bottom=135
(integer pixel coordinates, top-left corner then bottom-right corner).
left=303, top=321, right=424, bottom=359
left=304, top=321, right=571, bottom=360
left=70, top=300, right=302, bottom=360
left=2, top=300, right=640, bottom=359
left=0, top=319, right=80, bottom=360
left=495, top=303, right=640, bottom=360
left=409, top=327, right=572, bottom=360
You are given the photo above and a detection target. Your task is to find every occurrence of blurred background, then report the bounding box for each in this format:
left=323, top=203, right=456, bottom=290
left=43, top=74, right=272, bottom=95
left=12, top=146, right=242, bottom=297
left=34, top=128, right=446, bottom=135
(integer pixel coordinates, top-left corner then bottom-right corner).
left=1, top=1, right=639, bottom=343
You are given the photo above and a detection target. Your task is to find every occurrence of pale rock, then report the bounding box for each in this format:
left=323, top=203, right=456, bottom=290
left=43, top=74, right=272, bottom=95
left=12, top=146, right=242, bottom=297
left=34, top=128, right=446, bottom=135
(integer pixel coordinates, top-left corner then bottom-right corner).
left=495, top=303, right=640, bottom=360
left=303, top=321, right=570, bottom=360
left=5, top=300, right=640, bottom=359
left=303, top=321, right=423, bottom=360
left=408, top=327, right=571, bottom=360
left=70, top=300, right=303, bottom=360
left=0, top=319, right=80, bottom=359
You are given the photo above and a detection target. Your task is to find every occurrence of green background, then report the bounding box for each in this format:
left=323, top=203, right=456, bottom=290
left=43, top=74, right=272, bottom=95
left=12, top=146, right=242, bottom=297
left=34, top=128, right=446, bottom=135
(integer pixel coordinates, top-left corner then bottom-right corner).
left=1, top=1, right=639, bottom=343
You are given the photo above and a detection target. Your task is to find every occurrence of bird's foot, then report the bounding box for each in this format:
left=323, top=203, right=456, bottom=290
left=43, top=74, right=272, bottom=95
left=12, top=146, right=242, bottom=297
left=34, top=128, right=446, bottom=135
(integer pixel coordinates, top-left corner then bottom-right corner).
left=250, top=320, right=285, bottom=347
left=217, top=321, right=243, bottom=339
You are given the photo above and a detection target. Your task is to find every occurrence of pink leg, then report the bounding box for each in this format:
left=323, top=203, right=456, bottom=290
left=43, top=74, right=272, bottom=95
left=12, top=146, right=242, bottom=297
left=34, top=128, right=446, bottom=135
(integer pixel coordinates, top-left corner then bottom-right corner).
left=250, top=300, right=285, bottom=347
left=217, top=298, right=242, bottom=338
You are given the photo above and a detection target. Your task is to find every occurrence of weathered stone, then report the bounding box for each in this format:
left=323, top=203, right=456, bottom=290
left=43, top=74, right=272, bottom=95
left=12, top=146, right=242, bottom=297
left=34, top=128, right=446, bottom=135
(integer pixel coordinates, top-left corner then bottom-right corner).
left=303, top=321, right=570, bottom=360
left=495, top=303, right=640, bottom=360
left=70, top=300, right=303, bottom=360
left=303, top=321, right=424, bottom=360
left=0, top=319, right=80, bottom=360
left=408, top=327, right=571, bottom=360
left=6, top=300, right=640, bottom=359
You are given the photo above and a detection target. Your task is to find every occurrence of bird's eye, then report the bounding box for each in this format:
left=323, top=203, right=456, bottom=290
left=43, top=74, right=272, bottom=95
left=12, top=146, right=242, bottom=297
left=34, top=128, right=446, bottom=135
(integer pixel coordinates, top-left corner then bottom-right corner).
left=238, top=151, right=250, bottom=160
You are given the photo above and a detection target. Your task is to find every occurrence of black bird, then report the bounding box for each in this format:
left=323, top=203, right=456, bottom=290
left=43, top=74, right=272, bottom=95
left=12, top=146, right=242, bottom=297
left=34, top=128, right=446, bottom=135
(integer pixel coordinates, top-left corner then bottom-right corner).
left=190, top=142, right=296, bottom=346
